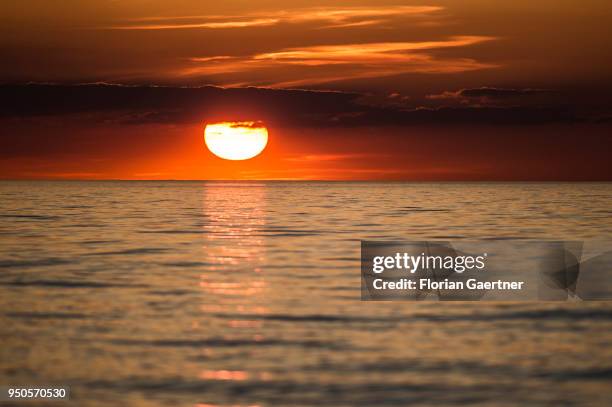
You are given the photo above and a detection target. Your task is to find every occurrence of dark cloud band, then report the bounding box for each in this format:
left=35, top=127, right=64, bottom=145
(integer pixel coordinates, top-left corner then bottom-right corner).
left=0, top=83, right=583, bottom=127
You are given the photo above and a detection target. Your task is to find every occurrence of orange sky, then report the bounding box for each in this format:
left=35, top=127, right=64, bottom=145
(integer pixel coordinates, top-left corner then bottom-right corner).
left=1, top=1, right=611, bottom=180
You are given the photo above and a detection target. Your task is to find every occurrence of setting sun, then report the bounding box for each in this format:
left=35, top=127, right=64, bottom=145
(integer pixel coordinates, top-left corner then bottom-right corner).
left=204, top=121, right=268, bottom=160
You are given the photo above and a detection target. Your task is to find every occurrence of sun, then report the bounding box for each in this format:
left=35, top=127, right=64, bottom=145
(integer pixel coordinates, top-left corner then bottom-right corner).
left=204, top=121, right=268, bottom=160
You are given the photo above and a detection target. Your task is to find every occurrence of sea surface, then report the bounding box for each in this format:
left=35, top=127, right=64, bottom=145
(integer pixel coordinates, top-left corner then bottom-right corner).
left=0, top=181, right=611, bottom=406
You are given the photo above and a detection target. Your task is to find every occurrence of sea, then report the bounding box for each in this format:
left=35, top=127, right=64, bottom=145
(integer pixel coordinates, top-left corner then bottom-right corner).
left=1, top=181, right=611, bottom=406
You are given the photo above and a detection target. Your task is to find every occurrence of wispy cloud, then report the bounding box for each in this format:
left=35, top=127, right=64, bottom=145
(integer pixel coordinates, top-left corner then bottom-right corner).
left=182, top=36, right=497, bottom=87
left=109, top=18, right=279, bottom=30
left=97, top=5, right=496, bottom=87
left=426, top=87, right=554, bottom=107
left=105, top=6, right=442, bottom=30
left=284, top=154, right=372, bottom=162
left=428, top=87, right=551, bottom=100
left=253, top=37, right=493, bottom=64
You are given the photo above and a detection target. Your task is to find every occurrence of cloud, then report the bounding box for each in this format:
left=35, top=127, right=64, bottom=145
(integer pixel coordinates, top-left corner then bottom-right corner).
left=109, top=18, right=279, bottom=30
left=429, top=87, right=551, bottom=99
left=284, top=154, right=372, bottom=162
left=427, top=87, right=553, bottom=106
left=0, top=83, right=582, bottom=128
left=52, top=6, right=495, bottom=88
left=183, top=36, right=498, bottom=87
left=253, top=37, right=493, bottom=63
left=349, top=105, right=579, bottom=126
left=0, top=83, right=360, bottom=126
left=457, top=87, right=551, bottom=98
left=106, top=6, right=442, bottom=30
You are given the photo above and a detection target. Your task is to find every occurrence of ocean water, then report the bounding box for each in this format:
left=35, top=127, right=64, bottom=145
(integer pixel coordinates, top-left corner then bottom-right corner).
left=0, top=181, right=611, bottom=407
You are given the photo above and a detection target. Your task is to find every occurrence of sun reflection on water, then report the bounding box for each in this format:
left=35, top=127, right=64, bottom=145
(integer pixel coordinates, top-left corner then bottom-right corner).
left=198, top=183, right=270, bottom=394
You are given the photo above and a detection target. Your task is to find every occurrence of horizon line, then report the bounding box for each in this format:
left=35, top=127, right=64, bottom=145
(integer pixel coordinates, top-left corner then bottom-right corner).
left=1, top=179, right=611, bottom=183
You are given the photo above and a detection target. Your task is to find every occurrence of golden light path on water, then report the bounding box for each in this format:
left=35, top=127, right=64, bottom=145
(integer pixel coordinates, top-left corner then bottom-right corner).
left=199, top=183, right=270, bottom=390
